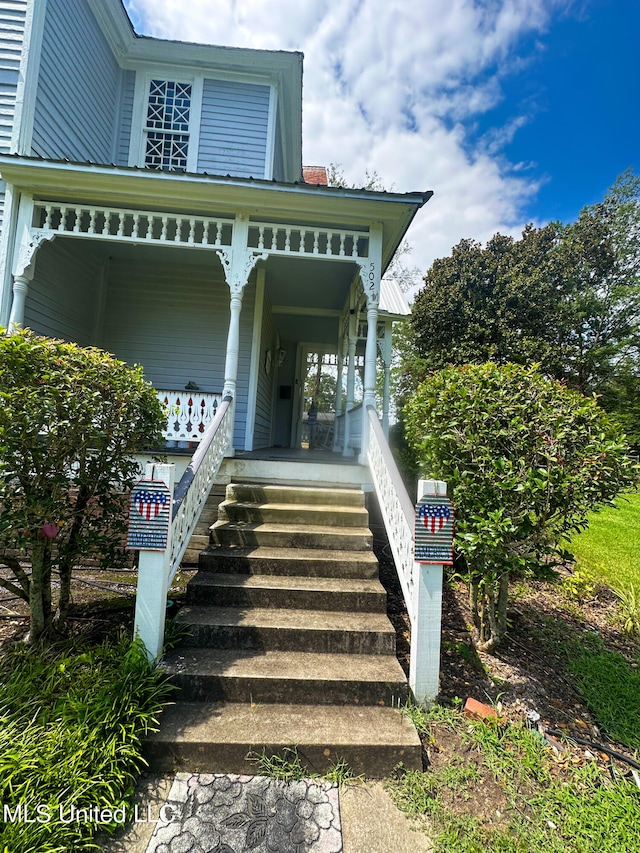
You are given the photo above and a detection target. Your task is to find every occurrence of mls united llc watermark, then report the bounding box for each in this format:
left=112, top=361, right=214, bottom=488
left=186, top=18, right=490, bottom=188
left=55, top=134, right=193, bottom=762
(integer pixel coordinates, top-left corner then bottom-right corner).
left=2, top=803, right=180, bottom=825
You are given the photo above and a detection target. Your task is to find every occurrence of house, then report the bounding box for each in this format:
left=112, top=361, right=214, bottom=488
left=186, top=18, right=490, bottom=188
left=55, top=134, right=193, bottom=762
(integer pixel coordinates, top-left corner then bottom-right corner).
left=0, top=0, right=431, bottom=465
left=0, top=0, right=442, bottom=768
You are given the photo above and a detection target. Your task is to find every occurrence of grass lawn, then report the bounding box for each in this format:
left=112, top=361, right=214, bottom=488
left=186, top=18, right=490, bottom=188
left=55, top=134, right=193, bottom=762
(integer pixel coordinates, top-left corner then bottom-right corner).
left=568, top=490, right=640, bottom=591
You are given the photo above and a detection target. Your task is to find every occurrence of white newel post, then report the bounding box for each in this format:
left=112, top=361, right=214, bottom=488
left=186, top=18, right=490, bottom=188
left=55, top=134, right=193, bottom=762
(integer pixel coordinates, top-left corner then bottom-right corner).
left=409, top=478, right=449, bottom=704
left=133, top=463, right=175, bottom=663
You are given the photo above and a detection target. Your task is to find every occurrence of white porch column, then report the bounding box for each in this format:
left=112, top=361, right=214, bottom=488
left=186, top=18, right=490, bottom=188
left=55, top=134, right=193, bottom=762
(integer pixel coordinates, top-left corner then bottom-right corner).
left=216, top=215, right=268, bottom=454
left=7, top=273, right=31, bottom=331
left=358, top=223, right=382, bottom=464
left=381, top=320, right=393, bottom=437
left=223, top=291, right=243, bottom=399
left=333, top=321, right=345, bottom=452
left=342, top=326, right=357, bottom=457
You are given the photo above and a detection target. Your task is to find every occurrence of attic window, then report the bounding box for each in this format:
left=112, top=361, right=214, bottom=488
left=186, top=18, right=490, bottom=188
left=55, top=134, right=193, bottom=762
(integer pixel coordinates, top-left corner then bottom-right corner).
left=144, top=80, right=192, bottom=172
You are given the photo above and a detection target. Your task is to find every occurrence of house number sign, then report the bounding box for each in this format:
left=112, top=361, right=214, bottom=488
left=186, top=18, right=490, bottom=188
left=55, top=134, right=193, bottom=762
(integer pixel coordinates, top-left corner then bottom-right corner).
left=126, top=478, right=171, bottom=551
left=415, top=494, right=454, bottom=565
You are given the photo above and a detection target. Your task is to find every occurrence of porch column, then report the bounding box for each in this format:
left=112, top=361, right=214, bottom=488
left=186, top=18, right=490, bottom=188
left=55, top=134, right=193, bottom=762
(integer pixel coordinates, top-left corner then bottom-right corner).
left=217, top=214, right=268, bottom=454
left=223, top=291, right=243, bottom=399
left=359, top=224, right=383, bottom=464
left=343, top=326, right=357, bottom=457
left=333, top=320, right=346, bottom=452
left=381, top=320, right=393, bottom=437
left=7, top=273, right=31, bottom=331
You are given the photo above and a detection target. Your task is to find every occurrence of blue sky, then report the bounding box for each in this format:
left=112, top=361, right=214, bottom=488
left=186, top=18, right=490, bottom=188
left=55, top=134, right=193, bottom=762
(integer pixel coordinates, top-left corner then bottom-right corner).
left=123, top=0, right=638, bottom=277
left=470, top=0, right=639, bottom=224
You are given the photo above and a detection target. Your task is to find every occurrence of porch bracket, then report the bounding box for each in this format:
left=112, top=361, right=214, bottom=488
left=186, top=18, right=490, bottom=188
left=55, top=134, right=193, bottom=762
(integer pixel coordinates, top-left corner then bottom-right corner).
left=15, top=230, right=56, bottom=279
left=8, top=226, right=56, bottom=331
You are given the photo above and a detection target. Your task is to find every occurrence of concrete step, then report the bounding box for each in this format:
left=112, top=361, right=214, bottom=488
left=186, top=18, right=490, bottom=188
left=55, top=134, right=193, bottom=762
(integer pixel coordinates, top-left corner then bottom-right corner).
left=217, top=500, right=369, bottom=528
left=161, top=648, right=409, bottom=705
left=186, top=573, right=387, bottom=612
left=226, top=483, right=366, bottom=507
left=198, top=546, right=379, bottom=578
left=175, top=605, right=396, bottom=655
left=211, top=522, right=372, bottom=551
left=144, top=701, right=422, bottom=777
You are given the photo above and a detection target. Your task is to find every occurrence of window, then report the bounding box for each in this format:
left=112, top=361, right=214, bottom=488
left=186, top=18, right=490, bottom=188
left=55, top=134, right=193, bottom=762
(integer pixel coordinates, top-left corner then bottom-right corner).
left=144, top=80, right=192, bottom=172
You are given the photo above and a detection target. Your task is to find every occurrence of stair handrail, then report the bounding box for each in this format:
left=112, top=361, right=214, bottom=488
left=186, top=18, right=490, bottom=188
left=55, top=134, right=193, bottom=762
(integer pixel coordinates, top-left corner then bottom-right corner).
left=168, top=395, right=233, bottom=582
left=366, top=405, right=417, bottom=624
left=366, top=405, right=447, bottom=702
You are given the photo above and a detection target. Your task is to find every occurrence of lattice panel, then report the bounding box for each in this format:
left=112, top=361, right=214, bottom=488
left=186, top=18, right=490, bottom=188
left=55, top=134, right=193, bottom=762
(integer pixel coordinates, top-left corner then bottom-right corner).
left=145, top=79, right=192, bottom=171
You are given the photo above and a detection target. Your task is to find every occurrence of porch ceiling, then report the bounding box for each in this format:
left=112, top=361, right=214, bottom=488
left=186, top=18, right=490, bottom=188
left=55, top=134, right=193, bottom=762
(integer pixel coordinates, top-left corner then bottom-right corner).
left=265, top=256, right=354, bottom=311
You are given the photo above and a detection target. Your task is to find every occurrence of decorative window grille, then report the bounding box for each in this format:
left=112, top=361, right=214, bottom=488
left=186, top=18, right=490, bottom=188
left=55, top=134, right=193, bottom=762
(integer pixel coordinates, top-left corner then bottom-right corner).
left=144, top=80, right=192, bottom=172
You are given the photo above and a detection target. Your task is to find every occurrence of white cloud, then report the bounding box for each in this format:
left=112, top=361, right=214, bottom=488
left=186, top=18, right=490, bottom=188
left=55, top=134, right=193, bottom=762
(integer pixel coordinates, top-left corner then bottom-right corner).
left=123, top=0, right=567, bottom=276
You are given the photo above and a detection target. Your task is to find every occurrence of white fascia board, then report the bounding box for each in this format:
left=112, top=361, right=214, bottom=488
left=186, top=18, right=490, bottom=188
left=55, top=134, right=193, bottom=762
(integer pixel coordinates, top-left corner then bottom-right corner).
left=87, top=0, right=137, bottom=63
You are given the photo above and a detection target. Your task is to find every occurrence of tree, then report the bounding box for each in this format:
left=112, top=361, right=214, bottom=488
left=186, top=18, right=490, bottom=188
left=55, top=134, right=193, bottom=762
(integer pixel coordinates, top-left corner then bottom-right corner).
left=404, top=362, right=637, bottom=652
left=0, top=329, right=165, bottom=643
left=407, top=170, right=640, bottom=444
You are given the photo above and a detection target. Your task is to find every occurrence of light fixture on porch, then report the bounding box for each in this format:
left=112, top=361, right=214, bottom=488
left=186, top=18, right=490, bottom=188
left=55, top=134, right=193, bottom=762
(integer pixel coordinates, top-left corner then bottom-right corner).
left=277, top=347, right=286, bottom=366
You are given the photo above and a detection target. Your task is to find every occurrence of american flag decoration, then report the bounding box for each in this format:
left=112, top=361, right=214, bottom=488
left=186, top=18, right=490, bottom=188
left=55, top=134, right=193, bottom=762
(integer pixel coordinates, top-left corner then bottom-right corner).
left=126, top=478, right=172, bottom=551
left=135, top=489, right=168, bottom=520
left=415, top=495, right=454, bottom=565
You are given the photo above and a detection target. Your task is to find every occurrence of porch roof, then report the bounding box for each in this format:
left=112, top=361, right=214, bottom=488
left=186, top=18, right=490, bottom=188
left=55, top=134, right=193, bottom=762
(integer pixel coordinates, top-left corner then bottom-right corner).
left=0, top=155, right=432, bottom=275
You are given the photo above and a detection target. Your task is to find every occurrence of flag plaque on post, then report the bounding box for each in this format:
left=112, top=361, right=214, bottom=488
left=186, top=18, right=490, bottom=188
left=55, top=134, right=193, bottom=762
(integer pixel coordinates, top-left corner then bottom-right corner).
left=126, top=478, right=171, bottom=551
left=415, top=494, right=454, bottom=565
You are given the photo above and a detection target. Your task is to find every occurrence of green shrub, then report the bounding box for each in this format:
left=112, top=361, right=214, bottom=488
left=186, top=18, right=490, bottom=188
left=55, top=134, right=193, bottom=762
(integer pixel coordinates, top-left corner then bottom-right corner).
left=405, top=362, right=637, bottom=650
left=0, top=329, right=165, bottom=642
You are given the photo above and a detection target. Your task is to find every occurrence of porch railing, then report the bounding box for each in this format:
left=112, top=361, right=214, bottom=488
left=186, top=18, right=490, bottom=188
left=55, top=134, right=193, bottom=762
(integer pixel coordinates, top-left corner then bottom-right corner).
left=366, top=406, right=444, bottom=703
left=157, top=390, right=223, bottom=445
left=335, top=402, right=363, bottom=454
left=168, top=396, right=232, bottom=582
left=133, top=395, right=233, bottom=660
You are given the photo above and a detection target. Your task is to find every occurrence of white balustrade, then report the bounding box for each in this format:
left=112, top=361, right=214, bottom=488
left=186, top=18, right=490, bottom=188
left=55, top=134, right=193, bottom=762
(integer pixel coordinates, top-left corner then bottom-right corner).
left=168, top=397, right=232, bottom=582
left=133, top=398, right=233, bottom=661
left=29, top=204, right=374, bottom=268
left=367, top=407, right=416, bottom=623
left=248, top=221, right=369, bottom=261
left=366, top=406, right=446, bottom=703
left=32, top=202, right=233, bottom=251
left=158, top=390, right=222, bottom=444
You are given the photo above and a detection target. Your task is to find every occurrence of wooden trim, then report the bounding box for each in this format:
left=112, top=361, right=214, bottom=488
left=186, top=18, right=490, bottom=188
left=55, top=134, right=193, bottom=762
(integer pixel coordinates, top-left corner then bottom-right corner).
left=12, top=0, right=47, bottom=156
left=264, top=83, right=278, bottom=180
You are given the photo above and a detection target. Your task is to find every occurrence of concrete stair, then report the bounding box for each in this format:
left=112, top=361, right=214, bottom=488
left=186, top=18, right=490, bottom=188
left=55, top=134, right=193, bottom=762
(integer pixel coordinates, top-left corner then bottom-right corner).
left=147, top=482, right=421, bottom=777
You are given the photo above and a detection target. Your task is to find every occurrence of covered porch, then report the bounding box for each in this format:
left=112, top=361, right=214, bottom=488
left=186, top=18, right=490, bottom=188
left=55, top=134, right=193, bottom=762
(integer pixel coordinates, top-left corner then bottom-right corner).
left=0, top=157, right=426, bottom=461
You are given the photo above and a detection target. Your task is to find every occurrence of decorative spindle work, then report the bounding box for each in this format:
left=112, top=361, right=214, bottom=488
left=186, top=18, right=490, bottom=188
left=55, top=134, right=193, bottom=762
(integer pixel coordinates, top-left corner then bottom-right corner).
left=158, top=390, right=223, bottom=443
left=32, top=202, right=234, bottom=252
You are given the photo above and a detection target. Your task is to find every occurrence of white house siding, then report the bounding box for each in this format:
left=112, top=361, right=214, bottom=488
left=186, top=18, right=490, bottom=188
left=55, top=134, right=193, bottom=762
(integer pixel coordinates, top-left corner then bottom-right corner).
left=115, top=69, right=135, bottom=167
left=99, top=255, right=255, bottom=450
left=31, top=0, right=122, bottom=163
left=253, top=288, right=277, bottom=448
left=0, top=0, right=27, bottom=235
left=197, top=79, right=270, bottom=178
left=23, top=237, right=104, bottom=344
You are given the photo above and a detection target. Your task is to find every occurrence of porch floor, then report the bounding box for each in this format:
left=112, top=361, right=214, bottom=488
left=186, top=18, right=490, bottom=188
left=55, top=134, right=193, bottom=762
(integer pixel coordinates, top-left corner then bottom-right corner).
left=234, top=447, right=359, bottom=464
left=221, top=447, right=371, bottom=489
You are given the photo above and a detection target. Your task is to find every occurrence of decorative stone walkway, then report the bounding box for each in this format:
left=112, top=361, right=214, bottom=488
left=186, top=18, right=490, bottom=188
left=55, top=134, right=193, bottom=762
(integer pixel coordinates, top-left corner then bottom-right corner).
left=144, top=774, right=343, bottom=853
